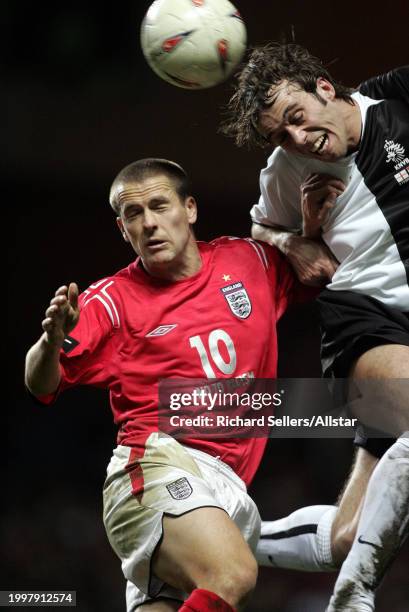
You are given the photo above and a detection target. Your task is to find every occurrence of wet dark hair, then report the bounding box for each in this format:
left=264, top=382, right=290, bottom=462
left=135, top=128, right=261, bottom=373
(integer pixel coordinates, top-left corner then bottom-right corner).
left=221, top=42, right=353, bottom=149
left=109, top=158, right=192, bottom=214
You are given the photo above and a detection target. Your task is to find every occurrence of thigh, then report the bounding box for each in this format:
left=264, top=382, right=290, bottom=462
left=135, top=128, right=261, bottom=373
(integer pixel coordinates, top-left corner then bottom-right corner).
left=188, top=449, right=261, bottom=554
left=103, top=435, right=226, bottom=598
left=317, top=289, right=409, bottom=378
left=149, top=450, right=260, bottom=598
left=350, top=343, right=409, bottom=378
left=153, top=506, right=257, bottom=593
left=349, top=344, right=409, bottom=435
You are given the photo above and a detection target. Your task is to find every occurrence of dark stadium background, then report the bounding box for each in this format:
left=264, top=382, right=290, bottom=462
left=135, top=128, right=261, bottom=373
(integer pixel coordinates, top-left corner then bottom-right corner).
left=5, top=0, right=408, bottom=610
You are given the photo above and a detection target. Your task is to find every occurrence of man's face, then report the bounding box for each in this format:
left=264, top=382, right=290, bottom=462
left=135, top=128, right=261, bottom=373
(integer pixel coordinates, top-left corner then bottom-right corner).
left=116, top=175, right=198, bottom=278
left=258, top=78, right=359, bottom=161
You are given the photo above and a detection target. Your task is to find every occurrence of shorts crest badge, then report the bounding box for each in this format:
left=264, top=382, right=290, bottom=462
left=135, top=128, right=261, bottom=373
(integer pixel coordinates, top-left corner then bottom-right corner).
left=221, top=281, right=252, bottom=319
left=166, top=477, right=193, bottom=500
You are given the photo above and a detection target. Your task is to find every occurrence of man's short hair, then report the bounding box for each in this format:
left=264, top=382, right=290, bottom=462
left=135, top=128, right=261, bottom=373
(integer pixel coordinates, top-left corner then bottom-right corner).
left=221, top=42, right=353, bottom=149
left=110, top=158, right=192, bottom=214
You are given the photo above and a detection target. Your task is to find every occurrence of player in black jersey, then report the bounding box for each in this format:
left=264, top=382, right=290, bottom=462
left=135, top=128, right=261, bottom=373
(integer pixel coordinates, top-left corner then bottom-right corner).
left=222, top=44, right=409, bottom=611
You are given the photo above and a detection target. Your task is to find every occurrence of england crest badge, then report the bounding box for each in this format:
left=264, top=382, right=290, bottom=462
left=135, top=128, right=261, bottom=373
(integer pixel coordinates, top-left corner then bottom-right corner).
left=166, top=477, right=193, bottom=500
left=221, top=281, right=252, bottom=319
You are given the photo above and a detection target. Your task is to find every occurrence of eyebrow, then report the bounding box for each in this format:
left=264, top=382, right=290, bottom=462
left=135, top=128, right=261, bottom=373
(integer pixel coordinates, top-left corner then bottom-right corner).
left=282, top=103, right=298, bottom=121
left=123, top=196, right=169, bottom=212
left=148, top=196, right=169, bottom=205
left=262, top=102, right=300, bottom=144
left=265, top=87, right=298, bottom=119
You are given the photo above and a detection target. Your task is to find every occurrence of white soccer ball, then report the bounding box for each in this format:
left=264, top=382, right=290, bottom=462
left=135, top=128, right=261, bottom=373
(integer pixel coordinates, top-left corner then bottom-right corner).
left=140, top=0, right=247, bottom=89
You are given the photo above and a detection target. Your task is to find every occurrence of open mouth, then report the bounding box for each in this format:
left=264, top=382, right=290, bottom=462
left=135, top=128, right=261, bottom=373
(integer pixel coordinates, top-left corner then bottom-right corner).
left=146, top=239, right=167, bottom=250
left=311, top=133, right=328, bottom=155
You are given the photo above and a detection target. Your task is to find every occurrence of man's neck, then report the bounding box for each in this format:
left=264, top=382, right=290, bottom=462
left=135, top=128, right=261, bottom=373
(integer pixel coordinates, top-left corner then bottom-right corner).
left=143, top=242, right=202, bottom=282
left=342, top=98, right=362, bottom=154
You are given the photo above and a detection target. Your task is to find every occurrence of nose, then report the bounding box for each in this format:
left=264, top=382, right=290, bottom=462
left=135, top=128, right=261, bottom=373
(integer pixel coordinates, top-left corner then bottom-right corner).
left=285, top=125, right=307, bottom=147
left=143, top=209, right=157, bottom=230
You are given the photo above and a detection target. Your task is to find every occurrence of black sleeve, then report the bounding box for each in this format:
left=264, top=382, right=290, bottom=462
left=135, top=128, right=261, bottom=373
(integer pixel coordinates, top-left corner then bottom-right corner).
left=359, top=66, right=409, bottom=102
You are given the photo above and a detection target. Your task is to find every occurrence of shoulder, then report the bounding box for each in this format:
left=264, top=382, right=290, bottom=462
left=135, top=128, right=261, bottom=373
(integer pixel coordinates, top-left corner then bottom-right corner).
left=260, top=148, right=307, bottom=190
left=358, top=67, right=409, bottom=101
left=80, top=265, right=131, bottom=303
left=262, top=147, right=293, bottom=174
left=209, top=236, right=281, bottom=269
left=78, top=266, right=133, bottom=329
left=209, top=236, right=256, bottom=251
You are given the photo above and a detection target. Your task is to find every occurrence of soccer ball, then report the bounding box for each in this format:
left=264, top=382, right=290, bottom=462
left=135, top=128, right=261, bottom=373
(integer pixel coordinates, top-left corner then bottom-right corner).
left=140, top=0, right=247, bottom=89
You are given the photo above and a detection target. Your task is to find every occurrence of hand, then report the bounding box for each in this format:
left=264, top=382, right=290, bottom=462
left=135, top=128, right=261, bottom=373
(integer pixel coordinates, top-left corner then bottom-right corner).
left=42, top=283, right=80, bottom=348
left=301, top=173, right=346, bottom=239
left=284, top=235, right=339, bottom=287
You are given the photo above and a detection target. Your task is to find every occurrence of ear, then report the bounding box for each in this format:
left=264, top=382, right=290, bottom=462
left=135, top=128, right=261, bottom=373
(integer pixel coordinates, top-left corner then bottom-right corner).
left=185, top=196, right=198, bottom=225
left=116, top=216, right=130, bottom=242
left=316, top=77, right=336, bottom=101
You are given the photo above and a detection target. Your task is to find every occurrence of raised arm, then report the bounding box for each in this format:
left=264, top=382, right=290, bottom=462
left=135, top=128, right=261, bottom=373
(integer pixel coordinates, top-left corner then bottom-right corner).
left=25, top=283, right=80, bottom=396
left=301, top=173, right=345, bottom=239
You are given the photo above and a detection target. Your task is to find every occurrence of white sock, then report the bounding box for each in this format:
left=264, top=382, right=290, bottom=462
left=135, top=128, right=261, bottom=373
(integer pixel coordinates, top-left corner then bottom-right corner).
left=327, top=434, right=409, bottom=612
left=256, top=504, right=338, bottom=571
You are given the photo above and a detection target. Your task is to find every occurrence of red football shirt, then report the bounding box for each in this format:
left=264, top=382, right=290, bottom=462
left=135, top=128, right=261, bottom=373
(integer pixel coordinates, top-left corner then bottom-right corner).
left=40, top=237, right=311, bottom=485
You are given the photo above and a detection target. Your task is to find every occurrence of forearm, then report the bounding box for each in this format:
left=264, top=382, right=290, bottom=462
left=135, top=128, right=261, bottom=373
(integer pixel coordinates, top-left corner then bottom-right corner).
left=252, top=222, right=338, bottom=286
left=25, top=334, right=62, bottom=396
left=251, top=222, right=299, bottom=255
left=302, top=221, right=322, bottom=240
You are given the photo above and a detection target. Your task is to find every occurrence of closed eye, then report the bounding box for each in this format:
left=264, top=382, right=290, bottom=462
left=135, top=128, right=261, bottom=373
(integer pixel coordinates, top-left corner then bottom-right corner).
left=150, top=203, right=168, bottom=212
left=289, top=112, right=303, bottom=125
left=124, top=208, right=142, bottom=219
left=148, top=197, right=171, bottom=212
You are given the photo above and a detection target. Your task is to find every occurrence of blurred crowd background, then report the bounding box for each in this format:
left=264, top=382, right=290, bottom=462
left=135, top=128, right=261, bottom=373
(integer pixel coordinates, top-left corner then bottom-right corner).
left=5, top=0, right=408, bottom=610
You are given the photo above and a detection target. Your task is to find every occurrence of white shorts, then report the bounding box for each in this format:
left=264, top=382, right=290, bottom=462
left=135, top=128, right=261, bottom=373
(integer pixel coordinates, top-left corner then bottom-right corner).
left=102, top=432, right=260, bottom=610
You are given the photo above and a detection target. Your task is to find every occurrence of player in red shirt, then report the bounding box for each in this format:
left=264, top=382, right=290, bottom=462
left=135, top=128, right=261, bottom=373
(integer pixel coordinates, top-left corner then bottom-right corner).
left=25, top=158, right=315, bottom=612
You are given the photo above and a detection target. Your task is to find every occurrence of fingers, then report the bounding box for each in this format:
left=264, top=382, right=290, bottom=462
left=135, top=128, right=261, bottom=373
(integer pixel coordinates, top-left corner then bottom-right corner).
left=42, top=314, right=61, bottom=334
left=301, top=176, right=341, bottom=237
left=43, top=284, right=77, bottom=329
left=301, top=174, right=346, bottom=199
left=41, top=305, right=65, bottom=341
left=41, top=283, right=80, bottom=345
left=44, top=296, right=69, bottom=326
left=317, top=194, right=337, bottom=222
left=68, top=282, right=79, bottom=311
left=302, top=182, right=344, bottom=199
left=303, top=173, right=346, bottom=191
left=54, top=285, right=68, bottom=297
left=50, top=283, right=79, bottom=310
left=305, top=176, right=345, bottom=191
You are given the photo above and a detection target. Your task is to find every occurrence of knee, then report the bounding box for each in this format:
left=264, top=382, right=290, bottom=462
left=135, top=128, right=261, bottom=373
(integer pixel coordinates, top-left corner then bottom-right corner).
left=208, top=554, right=258, bottom=607
left=232, top=555, right=258, bottom=604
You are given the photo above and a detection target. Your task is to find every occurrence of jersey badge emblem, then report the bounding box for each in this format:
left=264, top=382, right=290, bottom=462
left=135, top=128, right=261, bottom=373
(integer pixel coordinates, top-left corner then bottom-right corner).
left=166, top=477, right=193, bottom=500
left=384, top=139, right=405, bottom=164
left=384, top=139, right=409, bottom=184
left=221, top=281, right=252, bottom=319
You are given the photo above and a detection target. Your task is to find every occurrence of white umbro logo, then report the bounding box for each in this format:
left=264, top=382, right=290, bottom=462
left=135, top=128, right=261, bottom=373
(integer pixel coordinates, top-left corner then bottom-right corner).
left=146, top=324, right=178, bottom=337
